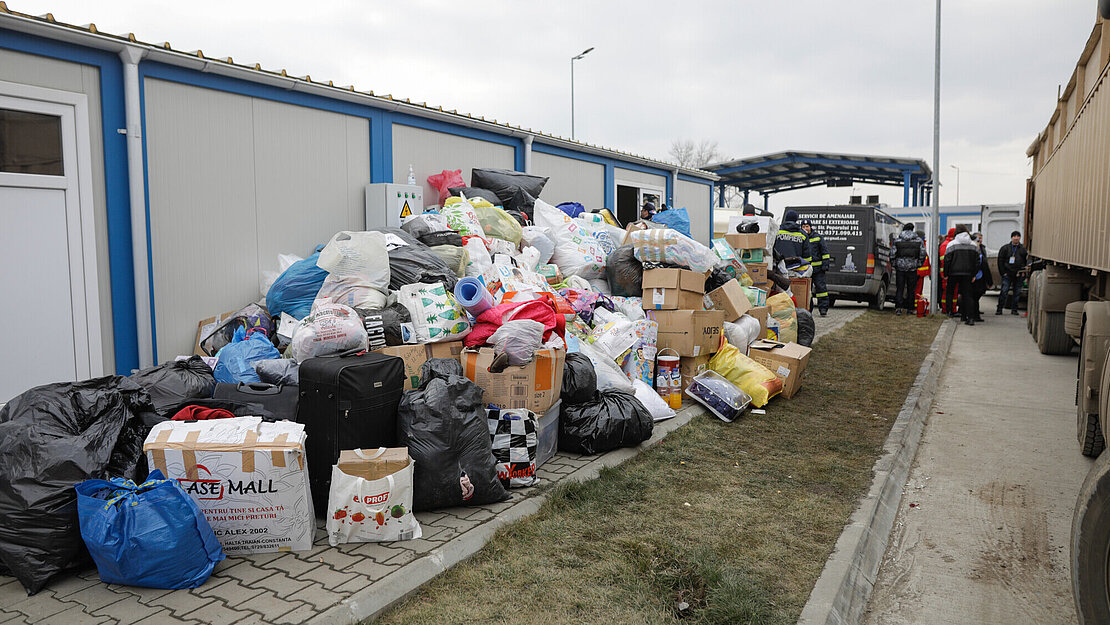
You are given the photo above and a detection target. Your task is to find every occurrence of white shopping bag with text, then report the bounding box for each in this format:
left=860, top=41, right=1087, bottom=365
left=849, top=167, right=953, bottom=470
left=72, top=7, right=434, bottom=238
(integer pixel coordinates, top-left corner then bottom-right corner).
left=325, top=451, right=422, bottom=546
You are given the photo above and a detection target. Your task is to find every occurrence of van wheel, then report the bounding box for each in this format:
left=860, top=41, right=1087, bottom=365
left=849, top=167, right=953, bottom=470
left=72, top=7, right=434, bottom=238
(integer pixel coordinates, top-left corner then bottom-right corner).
left=1072, top=452, right=1110, bottom=623
left=1040, top=311, right=1074, bottom=355
left=869, top=279, right=888, bottom=310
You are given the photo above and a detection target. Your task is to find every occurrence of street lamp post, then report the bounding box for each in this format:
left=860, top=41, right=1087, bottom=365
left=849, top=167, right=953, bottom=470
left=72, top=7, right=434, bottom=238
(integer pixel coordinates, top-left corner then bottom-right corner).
left=929, top=0, right=941, bottom=316
left=950, top=164, right=960, bottom=205
left=571, top=47, right=594, bottom=140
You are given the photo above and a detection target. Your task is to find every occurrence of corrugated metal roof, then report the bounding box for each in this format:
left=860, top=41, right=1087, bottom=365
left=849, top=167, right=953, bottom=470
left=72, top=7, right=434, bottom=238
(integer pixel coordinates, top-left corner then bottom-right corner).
left=704, top=150, right=931, bottom=194
left=0, top=2, right=718, bottom=179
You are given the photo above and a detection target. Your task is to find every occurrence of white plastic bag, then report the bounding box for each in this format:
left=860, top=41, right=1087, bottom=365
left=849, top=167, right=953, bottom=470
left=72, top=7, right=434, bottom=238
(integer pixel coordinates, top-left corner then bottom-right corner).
left=724, top=315, right=762, bottom=349
left=464, top=237, right=493, bottom=277
left=314, top=274, right=388, bottom=310
left=326, top=450, right=422, bottom=545
left=588, top=318, right=637, bottom=365
left=489, top=320, right=545, bottom=366
left=289, top=302, right=369, bottom=362
left=397, top=282, right=471, bottom=343
left=633, top=379, right=677, bottom=422
left=517, top=246, right=541, bottom=273
left=442, top=196, right=486, bottom=239
left=520, top=226, right=555, bottom=265
left=630, top=228, right=718, bottom=273
left=574, top=339, right=634, bottom=392
left=316, top=231, right=390, bottom=291
left=533, top=199, right=607, bottom=279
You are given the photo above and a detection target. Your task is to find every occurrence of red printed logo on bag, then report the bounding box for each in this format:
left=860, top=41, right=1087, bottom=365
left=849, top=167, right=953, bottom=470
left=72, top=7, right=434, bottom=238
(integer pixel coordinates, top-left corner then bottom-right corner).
left=177, top=464, right=223, bottom=500
left=354, top=492, right=390, bottom=506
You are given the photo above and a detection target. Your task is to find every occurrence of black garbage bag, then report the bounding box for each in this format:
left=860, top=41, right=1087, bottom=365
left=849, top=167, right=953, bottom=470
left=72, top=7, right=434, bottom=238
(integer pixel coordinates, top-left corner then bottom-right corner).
left=796, top=308, right=816, bottom=347
left=504, top=208, right=529, bottom=227
left=253, top=359, right=300, bottom=386
left=559, top=389, right=654, bottom=455
left=562, top=352, right=598, bottom=405
left=357, top=300, right=414, bottom=347
left=148, top=397, right=278, bottom=426
left=704, top=266, right=733, bottom=294
left=605, top=245, right=643, bottom=297
left=0, top=376, right=152, bottom=594
left=471, top=168, right=548, bottom=214
left=398, top=359, right=509, bottom=511
left=370, top=227, right=458, bottom=292
left=128, top=356, right=215, bottom=416
left=419, top=231, right=464, bottom=248
left=448, top=186, right=502, bottom=206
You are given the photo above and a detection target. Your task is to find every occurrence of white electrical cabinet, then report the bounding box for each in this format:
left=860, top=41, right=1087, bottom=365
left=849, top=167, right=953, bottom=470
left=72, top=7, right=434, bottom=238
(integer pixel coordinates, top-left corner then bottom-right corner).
left=365, top=183, right=423, bottom=229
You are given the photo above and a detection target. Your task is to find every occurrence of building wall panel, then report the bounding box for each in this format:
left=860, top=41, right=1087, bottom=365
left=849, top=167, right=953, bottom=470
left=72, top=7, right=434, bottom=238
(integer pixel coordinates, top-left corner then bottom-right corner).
left=614, top=167, right=666, bottom=190
left=675, top=179, right=713, bottom=243
left=391, top=124, right=514, bottom=207
left=0, top=47, right=114, bottom=373
left=531, top=151, right=604, bottom=208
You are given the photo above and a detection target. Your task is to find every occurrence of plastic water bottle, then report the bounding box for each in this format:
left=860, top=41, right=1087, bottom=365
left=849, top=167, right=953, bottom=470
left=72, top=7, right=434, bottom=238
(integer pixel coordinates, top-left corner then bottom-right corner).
left=407, top=164, right=416, bottom=186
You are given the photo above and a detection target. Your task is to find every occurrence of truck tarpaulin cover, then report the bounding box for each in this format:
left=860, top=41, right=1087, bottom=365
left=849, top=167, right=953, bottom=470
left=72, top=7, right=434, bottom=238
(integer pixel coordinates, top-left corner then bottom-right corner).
left=558, top=389, right=653, bottom=455
left=0, top=376, right=152, bottom=594
left=471, top=168, right=549, bottom=214
left=397, top=359, right=509, bottom=511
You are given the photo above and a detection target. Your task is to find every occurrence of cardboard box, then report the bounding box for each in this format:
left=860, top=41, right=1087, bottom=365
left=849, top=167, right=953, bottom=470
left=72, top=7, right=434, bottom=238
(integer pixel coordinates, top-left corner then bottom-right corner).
left=748, top=340, right=812, bottom=398
left=739, top=248, right=764, bottom=263
left=654, top=310, right=726, bottom=357
left=744, top=262, right=768, bottom=286
left=747, top=305, right=770, bottom=335
left=726, top=232, right=767, bottom=251
left=460, top=347, right=565, bottom=413
left=193, top=309, right=238, bottom=356
left=679, top=355, right=712, bottom=392
left=380, top=341, right=466, bottom=390
left=337, top=447, right=411, bottom=482
left=144, top=417, right=314, bottom=554
left=790, top=278, right=812, bottom=312
left=642, top=268, right=707, bottom=311
left=707, top=279, right=752, bottom=322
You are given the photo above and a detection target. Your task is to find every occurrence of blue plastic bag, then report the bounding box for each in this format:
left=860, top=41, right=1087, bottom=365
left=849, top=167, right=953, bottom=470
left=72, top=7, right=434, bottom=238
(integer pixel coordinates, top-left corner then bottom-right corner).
left=556, top=202, right=585, bottom=218
left=213, top=331, right=280, bottom=383
left=651, top=207, right=691, bottom=238
left=266, top=251, right=328, bottom=320
left=75, top=470, right=224, bottom=589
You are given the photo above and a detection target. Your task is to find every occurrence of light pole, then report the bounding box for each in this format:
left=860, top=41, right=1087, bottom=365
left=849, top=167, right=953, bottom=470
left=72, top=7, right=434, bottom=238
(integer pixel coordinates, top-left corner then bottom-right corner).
left=929, top=0, right=941, bottom=315
left=571, top=47, right=594, bottom=140
left=950, top=164, right=960, bottom=205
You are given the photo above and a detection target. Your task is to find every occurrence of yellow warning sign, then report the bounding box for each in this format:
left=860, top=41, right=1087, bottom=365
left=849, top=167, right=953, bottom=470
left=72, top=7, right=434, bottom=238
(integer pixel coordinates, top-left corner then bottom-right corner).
left=399, top=201, right=412, bottom=218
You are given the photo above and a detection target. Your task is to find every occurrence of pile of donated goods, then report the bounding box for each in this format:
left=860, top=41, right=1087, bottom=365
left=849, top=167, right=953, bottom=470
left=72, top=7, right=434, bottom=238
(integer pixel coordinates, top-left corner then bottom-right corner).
left=0, top=167, right=816, bottom=595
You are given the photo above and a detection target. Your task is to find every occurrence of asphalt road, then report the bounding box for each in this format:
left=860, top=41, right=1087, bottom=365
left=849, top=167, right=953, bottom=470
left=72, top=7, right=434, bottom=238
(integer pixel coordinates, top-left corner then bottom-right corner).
left=863, top=296, right=1094, bottom=625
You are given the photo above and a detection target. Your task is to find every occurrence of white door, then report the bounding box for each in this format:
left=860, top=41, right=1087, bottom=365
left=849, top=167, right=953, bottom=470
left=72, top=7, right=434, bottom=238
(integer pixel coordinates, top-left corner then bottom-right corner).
left=0, top=85, right=102, bottom=402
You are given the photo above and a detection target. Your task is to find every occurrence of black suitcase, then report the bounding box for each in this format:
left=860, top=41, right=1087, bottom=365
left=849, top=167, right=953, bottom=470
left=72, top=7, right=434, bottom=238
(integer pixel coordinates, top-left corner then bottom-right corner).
left=296, top=351, right=405, bottom=515
left=212, top=382, right=299, bottom=422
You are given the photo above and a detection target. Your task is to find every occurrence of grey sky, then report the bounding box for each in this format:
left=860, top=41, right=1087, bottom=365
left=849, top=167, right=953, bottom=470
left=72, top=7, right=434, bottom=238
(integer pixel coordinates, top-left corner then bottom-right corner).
left=12, top=0, right=1098, bottom=212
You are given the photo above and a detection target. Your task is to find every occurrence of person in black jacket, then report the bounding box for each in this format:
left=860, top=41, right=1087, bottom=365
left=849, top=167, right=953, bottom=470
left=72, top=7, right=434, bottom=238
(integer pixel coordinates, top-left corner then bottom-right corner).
left=944, top=225, right=981, bottom=325
left=971, top=233, right=994, bottom=323
left=774, top=210, right=811, bottom=272
left=996, top=231, right=1028, bottom=315
left=800, top=219, right=831, bottom=316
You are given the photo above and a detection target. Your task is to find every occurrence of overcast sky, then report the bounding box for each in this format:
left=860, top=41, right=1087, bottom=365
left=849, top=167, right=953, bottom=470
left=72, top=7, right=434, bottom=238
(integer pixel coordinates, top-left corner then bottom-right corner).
left=12, top=0, right=1099, bottom=214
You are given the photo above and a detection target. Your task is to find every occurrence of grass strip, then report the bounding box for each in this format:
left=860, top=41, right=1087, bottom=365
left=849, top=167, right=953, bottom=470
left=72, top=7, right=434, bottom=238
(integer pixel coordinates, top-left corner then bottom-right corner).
left=377, top=311, right=943, bottom=625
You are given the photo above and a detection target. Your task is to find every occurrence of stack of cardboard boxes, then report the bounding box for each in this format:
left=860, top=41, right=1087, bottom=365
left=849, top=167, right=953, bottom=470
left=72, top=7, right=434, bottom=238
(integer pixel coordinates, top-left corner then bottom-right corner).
left=726, top=232, right=772, bottom=340
left=641, top=267, right=726, bottom=391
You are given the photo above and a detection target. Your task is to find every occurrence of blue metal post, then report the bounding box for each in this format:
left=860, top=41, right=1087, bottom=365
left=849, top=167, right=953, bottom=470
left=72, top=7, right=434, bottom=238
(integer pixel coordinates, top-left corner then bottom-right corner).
left=903, top=171, right=912, bottom=207
left=763, top=193, right=769, bottom=213
left=912, top=181, right=919, bottom=207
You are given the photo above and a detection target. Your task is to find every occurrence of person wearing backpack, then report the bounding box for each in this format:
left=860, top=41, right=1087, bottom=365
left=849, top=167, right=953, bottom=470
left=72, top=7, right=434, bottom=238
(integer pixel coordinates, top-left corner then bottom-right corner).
left=892, top=223, right=926, bottom=316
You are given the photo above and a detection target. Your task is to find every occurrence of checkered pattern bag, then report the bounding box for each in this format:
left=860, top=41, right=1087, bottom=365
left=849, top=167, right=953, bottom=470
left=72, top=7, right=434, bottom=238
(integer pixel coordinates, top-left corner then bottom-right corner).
left=486, top=408, right=539, bottom=488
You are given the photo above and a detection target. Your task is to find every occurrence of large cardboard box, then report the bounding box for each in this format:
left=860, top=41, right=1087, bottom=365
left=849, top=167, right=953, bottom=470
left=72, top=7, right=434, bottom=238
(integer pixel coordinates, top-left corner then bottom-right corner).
left=144, top=417, right=314, bottom=554
left=678, top=354, right=712, bottom=392
left=790, top=278, right=812, bottom=312
left=460, top=347, right=565, bottom=413
left=707, top=279, right=752, bottom=322
left=337, top=447, right=411, bottom=482
left=380, top=341, right=466, bottom=390
left=748, top=340, right=812, bottom=398
left=744, top=262, right=769, bottom=286
left=642, top=268, right=707, bottom=311
left=747, top=305, right=770, bottom=335
left=726, top=232, right=767, bottom=251
left=654, top=310, right=726, bottom=357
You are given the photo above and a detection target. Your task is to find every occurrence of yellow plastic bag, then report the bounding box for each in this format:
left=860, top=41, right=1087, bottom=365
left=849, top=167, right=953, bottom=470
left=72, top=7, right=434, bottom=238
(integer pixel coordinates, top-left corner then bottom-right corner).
left=708, top=341, right=783, bottom=407
left=767, top=292, right=798, bottom=343
left=472, top=202, right=523, bottom=244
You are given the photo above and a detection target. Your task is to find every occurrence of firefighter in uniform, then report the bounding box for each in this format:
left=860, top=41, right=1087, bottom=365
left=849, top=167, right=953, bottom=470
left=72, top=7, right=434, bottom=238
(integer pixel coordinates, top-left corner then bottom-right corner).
left=799, top=218, right=830, bottom=316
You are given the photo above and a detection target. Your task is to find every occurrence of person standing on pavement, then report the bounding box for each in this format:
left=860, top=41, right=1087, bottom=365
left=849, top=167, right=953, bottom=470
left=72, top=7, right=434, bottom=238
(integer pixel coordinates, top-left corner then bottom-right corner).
left=799, top=218, right=831, bottom=316
left=996, top=230, right=1028, bottom=315
left=892, top=223, right=926, bottom=316
left=938, top=227, right=957, bottom=314
left=970, top=233, right=993, bottom=323
left=773, top=210, right=811, bottom=274
left=943, top=226, right=981, bottom=325
left=915, top=231, right=931, bottom=315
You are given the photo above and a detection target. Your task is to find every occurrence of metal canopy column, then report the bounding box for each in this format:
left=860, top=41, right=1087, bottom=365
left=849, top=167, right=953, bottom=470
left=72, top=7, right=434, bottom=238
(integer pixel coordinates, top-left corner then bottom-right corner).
left=763, top=193, right=769, bottom=212
left=903, top=171, right=912, bottom=207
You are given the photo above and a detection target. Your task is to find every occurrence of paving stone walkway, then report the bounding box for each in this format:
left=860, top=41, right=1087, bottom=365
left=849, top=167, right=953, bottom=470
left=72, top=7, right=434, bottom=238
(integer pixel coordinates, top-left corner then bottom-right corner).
left=0, top=306, right=865, bottom=625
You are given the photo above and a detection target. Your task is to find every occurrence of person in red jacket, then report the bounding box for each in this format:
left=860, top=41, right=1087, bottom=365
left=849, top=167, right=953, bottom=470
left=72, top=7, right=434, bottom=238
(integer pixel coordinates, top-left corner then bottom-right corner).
left=938, top=228, right=957, bottom=314
left=915, top=231, right=931, bottom=315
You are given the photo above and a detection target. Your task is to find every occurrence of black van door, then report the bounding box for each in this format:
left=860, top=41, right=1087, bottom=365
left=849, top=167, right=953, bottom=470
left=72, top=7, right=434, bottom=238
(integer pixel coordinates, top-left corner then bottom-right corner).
left=793, top=206, right=875, bottom=297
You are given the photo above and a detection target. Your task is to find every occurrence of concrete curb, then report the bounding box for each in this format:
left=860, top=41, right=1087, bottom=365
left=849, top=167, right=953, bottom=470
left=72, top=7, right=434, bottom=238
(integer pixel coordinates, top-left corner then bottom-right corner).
left=310, top=403, right=705, bottom=625
left=797, top=318, right=958, bottom=625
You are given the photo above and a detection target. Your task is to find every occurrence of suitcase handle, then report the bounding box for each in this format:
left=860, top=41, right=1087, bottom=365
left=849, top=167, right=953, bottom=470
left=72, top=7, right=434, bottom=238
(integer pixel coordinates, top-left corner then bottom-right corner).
left=236, top=382, right=284, bottom=395
left=319, top=347, right=369, bottom=359
left=352, top=447, right=388, bottom=460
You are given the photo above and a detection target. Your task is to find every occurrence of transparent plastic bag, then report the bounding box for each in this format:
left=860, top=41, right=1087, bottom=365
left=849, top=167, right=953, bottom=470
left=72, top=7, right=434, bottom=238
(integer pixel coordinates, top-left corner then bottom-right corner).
left=442, top=196, right=486, bottom=238
left=489, top=319, right=545, bottom=366
left=464, top=237, right=493, bottom=277
left=430, top=245, right=470, bottom=278
left=520, top=226, right=555, bottom=265
left=314, top=274, right=388, bottom=310
left=630, top=228, right=717, bottom=273
left=316, top=231, right=390, bottom=292
left=767, top=292, right=798, bottom=344
left=474, top=202, right=524, bottom=244
left=708, top=341, right=782, bottom=408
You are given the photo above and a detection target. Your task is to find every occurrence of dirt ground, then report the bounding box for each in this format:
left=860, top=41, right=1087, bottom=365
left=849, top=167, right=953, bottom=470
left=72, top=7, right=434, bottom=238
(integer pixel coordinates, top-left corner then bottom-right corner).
left=863, top=298, right=1093, bottom=625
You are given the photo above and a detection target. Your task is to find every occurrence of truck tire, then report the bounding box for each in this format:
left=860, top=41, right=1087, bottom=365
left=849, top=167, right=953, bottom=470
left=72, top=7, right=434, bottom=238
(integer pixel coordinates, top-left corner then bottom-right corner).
left=1040, top=311, right=1073, bottom=355
left=869, top=278, right=888, bottom=310
left=1029, top=271, right=1042, bottom=335
left=1100, top=340, right=1110, bottom=444
left=1081, top=409, right=1106, bottom=457
left=1068, top=301, right=1089, bottom=339
left=1072, top=452, right=1110, bottom=624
